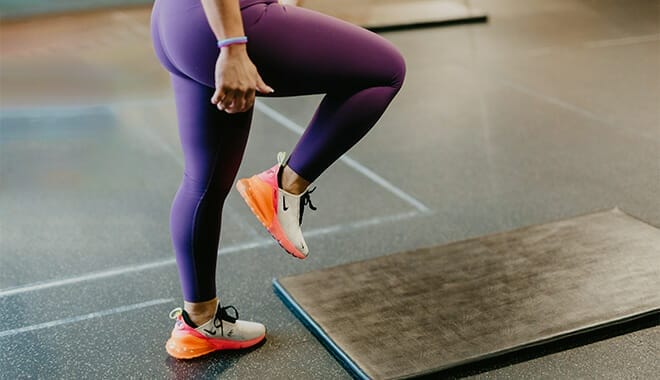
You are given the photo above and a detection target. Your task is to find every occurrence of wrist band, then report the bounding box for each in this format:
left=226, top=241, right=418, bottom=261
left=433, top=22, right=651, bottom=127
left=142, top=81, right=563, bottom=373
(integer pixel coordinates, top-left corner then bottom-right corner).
left=217, top=36, right=248, bottom=49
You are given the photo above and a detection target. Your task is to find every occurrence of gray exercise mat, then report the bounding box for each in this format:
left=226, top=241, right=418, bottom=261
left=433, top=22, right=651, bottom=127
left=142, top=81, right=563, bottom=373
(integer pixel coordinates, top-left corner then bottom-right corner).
left=273, top=208, right=660, bottom=379
left=303, top=0, right=487, bottom=31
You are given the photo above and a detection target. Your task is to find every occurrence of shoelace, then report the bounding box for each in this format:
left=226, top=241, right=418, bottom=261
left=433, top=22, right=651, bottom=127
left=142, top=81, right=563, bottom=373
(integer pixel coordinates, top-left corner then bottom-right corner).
left=208, top=304, right=238, bottom=336
left=299, top=187, right=317, bottom=225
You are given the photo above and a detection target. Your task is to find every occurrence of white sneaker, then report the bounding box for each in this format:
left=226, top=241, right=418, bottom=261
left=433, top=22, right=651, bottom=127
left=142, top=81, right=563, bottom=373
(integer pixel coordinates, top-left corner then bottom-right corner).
left=165, top=301, right=266, bottom=359
left=236, top=152, right=317, bottom=259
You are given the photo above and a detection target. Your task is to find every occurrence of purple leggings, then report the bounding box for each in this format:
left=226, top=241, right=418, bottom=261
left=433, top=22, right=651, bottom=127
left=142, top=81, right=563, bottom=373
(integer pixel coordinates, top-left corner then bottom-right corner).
left=150, top=0, right=406, bottom=302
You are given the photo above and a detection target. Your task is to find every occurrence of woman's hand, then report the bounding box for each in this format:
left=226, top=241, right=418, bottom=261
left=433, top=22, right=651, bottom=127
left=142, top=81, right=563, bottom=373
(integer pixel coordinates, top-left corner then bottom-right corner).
left=211, top=44, right=274, bottom=114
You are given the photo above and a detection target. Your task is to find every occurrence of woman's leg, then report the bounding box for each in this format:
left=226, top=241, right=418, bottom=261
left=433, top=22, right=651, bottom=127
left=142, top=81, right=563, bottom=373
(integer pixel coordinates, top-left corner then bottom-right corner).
left=154, top=76, right=265, bottom=359
left=151, top=0, right=254, bottom=324
left=245, top=3, right=407, bottom=182
left=168, top=74, right=253, bottom=307
left=234, top=2, right=406, bottom=258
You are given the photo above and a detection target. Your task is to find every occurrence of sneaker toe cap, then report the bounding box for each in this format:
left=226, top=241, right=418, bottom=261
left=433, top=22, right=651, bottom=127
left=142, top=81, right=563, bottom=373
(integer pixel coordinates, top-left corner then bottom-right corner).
left=238, top=320, right=266, bottom=339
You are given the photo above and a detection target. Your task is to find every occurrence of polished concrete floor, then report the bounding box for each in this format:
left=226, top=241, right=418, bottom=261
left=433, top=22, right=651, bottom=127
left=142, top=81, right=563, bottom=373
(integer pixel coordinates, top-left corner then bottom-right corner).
left=1, top=0, right=659, bottom=378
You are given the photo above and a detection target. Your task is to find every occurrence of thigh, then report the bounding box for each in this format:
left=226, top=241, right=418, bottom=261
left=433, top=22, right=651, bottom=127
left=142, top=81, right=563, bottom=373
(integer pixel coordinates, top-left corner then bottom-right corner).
left=244, top=3, right=406, bottom=97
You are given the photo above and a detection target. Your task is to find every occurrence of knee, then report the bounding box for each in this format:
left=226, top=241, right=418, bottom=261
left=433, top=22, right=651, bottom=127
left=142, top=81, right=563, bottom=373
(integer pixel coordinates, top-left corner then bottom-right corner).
left=385, top=48, right=407, bottom=90
left=180, top=174, right=232, bottom=205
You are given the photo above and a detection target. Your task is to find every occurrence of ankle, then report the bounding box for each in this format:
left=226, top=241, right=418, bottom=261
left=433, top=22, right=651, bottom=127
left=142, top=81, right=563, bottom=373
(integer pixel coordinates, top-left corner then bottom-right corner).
left=184, top=297, right=217, bottom=326
left=280, top=165, right=310, bottom=195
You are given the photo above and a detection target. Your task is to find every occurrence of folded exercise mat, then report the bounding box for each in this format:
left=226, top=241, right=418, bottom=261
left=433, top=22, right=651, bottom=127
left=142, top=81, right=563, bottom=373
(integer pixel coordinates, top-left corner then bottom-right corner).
left=273, top=208, right=660, bottom=379
left=302, top=0, right=487, bottom=31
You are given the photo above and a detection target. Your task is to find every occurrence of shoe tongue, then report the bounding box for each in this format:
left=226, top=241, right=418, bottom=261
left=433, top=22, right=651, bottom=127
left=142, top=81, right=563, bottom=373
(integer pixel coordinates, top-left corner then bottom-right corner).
left=220, top=306, right=238, bottom=323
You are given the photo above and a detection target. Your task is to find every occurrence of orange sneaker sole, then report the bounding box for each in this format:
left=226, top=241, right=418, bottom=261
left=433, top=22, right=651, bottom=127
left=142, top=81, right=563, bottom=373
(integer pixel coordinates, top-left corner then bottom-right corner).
left=166, top=330, right=266, bottom=360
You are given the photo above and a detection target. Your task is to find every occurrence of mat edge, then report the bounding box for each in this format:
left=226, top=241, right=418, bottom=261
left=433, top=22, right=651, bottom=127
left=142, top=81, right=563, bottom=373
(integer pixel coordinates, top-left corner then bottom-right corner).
left=272, top=278, right=371, bottom=380
left=409, top=308, right=660, bottom=378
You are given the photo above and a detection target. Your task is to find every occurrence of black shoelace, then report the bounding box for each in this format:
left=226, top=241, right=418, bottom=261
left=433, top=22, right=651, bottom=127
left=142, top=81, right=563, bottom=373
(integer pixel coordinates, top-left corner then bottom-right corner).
left=299, top=187, right=317, bottom=225
left=205, top=303, right=238, bottom=336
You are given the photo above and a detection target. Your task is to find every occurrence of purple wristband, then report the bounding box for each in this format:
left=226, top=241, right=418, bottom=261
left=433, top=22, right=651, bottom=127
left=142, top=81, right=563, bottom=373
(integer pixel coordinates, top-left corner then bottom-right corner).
left=217, top=36, right=248, bottom=49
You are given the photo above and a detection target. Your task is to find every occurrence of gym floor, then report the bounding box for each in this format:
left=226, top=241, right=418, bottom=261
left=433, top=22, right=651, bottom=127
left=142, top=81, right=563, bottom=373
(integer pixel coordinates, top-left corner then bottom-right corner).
left=1, top=0, right=658, bottom=378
